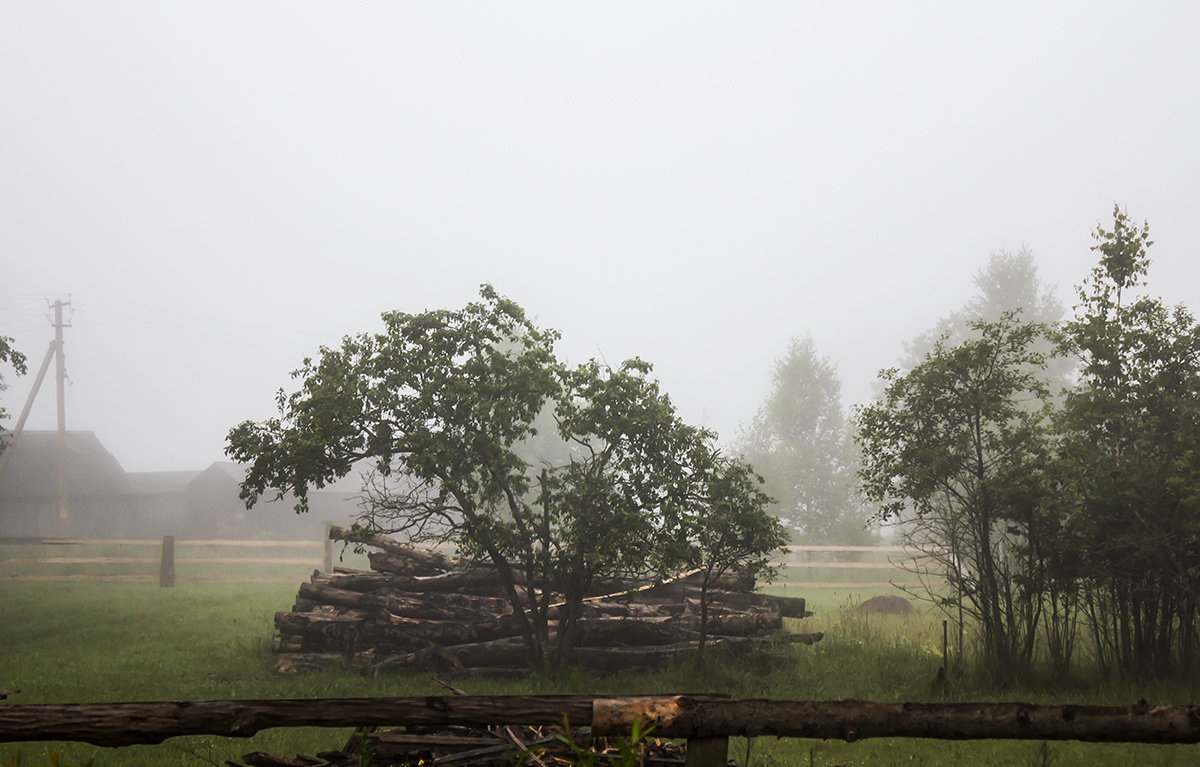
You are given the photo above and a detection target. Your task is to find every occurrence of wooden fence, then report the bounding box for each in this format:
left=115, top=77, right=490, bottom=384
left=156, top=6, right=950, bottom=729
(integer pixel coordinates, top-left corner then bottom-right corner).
left=0, top=537, right=931, bottom=589
left=0, top=534, right=339, bottom=585
left=774, top=544, right=930, bottom=589
left=1, top=693, right=1197, bottom=766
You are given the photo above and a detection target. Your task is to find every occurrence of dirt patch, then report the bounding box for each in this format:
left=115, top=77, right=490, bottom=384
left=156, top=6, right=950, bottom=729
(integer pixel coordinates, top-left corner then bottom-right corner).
left=854, top=594, right=914, bottom=615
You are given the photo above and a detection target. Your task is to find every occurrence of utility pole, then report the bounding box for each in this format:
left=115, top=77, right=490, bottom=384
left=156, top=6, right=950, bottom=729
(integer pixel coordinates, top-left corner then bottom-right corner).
left=0, top=341, right=56, bottom=484
left=0, top=300, right=71, bottom=522
left=53, top=299, right=70, bottom=522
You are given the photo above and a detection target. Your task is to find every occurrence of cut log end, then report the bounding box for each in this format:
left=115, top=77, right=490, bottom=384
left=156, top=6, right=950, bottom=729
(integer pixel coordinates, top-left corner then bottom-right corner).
left=592, top=696, right=687, bottom=737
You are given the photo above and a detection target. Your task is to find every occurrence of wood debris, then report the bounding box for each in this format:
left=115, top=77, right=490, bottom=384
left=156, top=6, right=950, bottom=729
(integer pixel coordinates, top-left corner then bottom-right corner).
left=230, top=723, right=691, bottom=767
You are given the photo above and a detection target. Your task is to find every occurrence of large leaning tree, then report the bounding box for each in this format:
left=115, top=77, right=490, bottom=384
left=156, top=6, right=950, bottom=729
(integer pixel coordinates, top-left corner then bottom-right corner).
left=227, top=286, right=784, bottom=671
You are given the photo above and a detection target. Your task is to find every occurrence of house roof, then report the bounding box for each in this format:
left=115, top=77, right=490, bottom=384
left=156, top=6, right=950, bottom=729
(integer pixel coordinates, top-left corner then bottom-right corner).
left=200, top=460, right=367, bottom=494
left=127, top=470, right=203, bottom=495
left=200, top=461, right=248, bottom=486
left=0, top=430, right=133, bottom=499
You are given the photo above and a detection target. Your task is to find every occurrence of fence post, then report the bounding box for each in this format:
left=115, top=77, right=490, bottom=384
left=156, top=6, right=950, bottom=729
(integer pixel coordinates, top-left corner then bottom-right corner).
left=684, top=737, right=728, bottom=767
left=323, top=522, right=333, bottom=573
left=159, top=535, right=175, bottom=587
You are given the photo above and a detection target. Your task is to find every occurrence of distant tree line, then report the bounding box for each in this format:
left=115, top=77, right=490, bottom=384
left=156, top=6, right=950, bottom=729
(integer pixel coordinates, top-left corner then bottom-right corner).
left=857, top=205, right=1200, bottom=680
left=736, top=334, right=869, bottom=547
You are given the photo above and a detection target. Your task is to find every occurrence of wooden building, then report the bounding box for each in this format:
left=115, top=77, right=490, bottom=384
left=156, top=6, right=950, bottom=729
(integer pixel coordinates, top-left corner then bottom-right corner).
left=0, top=433, right=358, bottom=540
left=0, top=430, right=136, bottom=538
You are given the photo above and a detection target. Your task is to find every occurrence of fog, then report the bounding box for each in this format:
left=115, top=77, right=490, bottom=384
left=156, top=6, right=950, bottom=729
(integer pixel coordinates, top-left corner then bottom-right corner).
left=3, top=3, right=1198, bottom=473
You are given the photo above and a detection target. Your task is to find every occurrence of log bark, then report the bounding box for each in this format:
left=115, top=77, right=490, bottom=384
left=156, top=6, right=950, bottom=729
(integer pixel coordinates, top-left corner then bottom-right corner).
left=330, top=525, right=463, bottom=571
left=365, top=614, right=524, bottom=648
left=737, top=591, right=809, bottom=619
left=274, top=608, right=369, bottom=636
left=0, top=695, right=595, bottom=747
left=8, top=695, right=1199, bottom=748
left=591, top=696, right=1200, bottom=743
left=638, top=587, right=808, bottom=619
left=320, top=570, right=414, bottom=592
left=270, top=634, right=305, bottom=654
left=277, top=608, right=521, bottom=652
left=354, top=563, right=525, bottom=596
left=366, top=551, right=444, bottom=577
left=573, top=617, right=681, bottom=647
left=296, top=582, right=491, bottom=622
left=374, top=636, right=532, bottom=671
left=681, top=613, right=783, bottom=637
left=552, top=599, right=673, bottom=621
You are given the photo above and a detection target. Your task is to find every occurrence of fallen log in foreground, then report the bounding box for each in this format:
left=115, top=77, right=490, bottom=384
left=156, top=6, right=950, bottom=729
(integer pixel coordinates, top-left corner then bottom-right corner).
left=0, top=695, right=597, bottom=747
left=594, top=696, right=1200, bottom=744
left=3, top=695, right=1200, bottom=747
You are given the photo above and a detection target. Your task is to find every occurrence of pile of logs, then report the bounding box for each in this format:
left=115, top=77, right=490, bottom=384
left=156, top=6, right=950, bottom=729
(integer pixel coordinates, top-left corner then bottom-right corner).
left=271, top=527, right=821, bottom=674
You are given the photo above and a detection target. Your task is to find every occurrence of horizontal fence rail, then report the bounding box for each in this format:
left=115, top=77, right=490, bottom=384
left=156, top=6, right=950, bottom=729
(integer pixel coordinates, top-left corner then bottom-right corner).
left=770, top=543, right=939, bottom=590
left=0, top=534, right=340, bottom=585
left=1, top=695, right=1197, bottom=750
left=0, top=538, right=325, bottom=548
left=1, top=538, right=940, bottom=591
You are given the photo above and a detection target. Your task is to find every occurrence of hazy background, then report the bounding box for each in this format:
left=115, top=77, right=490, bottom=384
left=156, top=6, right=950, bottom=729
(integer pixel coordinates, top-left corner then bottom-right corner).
left=2, top=2, right=1198, bottom=473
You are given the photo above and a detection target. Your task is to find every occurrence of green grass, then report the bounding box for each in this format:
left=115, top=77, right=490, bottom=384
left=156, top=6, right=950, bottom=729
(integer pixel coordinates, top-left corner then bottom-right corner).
left=3, top=582, right=1200, bottom=765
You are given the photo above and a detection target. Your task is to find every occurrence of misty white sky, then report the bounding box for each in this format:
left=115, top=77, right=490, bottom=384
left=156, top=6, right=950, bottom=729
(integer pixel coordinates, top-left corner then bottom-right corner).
left=3, top=3, right=1198, bottom=473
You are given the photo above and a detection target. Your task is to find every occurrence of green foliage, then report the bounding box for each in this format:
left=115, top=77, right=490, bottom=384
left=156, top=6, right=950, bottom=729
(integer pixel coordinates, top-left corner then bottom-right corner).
left=687, top=455, right=786, bottom=587
left=738, top=336, right=868, bottom=545
left=227, top=286, right=784, bottom=671
left=1056, top=205, right=1200, bottom=677
left=857, top=313, right=1057, bottom=676
left=858, top=205, right=1200, bottom=681
left=902, top=247, right=1071, bottom=399
left=517, top=716, right=656, bottom=767
left=0, top=334, right=27, bottom=448
left=683, top=451, right=788, bottom=661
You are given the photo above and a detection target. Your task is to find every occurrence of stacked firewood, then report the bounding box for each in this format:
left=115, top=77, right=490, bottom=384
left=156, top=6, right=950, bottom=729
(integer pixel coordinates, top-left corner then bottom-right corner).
left=271, top=527, right=821, bottom=674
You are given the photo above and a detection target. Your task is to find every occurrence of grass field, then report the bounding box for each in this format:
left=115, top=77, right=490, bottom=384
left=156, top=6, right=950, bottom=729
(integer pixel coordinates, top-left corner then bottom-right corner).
left=3, top=577, right=1200, bottom=765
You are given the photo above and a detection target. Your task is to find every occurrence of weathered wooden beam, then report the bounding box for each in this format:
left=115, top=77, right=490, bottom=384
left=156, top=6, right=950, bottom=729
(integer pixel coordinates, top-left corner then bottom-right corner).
left=591, top=696, right=1200, bottom=744
left=0, top=695, right=596, bottom=747
left=7, top=695, right=1195, bottom=748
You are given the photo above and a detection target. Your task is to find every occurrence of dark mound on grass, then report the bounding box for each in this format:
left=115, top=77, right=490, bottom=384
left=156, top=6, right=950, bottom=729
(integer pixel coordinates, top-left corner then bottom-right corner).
left=854, top=595, right=914, bottom=615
